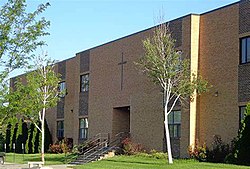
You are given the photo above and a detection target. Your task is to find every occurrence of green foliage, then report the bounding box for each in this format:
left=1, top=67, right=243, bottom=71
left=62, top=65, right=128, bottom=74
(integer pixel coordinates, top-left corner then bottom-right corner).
left=15, top=119, right=24, bottom=153
left=0, top=0, right=50, bottom=70
left=10, top=122, right=18, bottom=152
left=34, top=123, right=41, bottom=153
left=9, top=118, right=17, bottom=151
left=32, top=123, right=38, bottom=154
left=7, top=55, right=61, bottom=160
left=0, top=133, right=4, bottom=152
left=5, top=124, right=11, bottom=152
left=136, top=22, right=208, bottom=164
left=136, top=24, right=208, bottom=100
left=22, top=122, right=29, bottom=153
left=233, top=103, right=250, bottom=165
left=28, top=123, right=35, bottom=154
left=150, top=150, right=168, bottom=159
left=8, top=55, right=61, bottom=127
left=0, top=0, right=50, bottom=133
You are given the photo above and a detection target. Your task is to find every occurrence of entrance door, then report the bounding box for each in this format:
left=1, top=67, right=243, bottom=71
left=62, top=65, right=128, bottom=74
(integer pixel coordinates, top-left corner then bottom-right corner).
left=112, top=106, right=130, bottom=137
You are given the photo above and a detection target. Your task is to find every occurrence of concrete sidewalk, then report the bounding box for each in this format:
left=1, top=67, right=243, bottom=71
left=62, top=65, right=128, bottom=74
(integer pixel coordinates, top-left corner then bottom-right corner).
left=0, top=163, right=75, bottom=169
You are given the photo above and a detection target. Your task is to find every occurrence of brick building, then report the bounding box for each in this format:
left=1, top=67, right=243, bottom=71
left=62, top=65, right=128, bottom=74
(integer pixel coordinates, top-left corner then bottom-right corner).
left=11, top=0, right=250, bottom=157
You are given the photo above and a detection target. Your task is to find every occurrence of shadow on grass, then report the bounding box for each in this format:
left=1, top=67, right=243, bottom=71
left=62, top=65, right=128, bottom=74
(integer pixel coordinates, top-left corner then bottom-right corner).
left=105, top=159, right=164, bottom=165
left=6, top=153, right=75, bottom=165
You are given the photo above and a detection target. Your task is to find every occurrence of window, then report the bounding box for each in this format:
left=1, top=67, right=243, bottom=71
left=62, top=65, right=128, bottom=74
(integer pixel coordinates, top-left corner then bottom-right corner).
left=58, top=81, right=66, bottom=97
left=79, top=118, right=88, bottom=140
left=168, top=110, right=181, bottom=138
left=239, top=106, right=246, bottom=123
left=80, top=74, right=89, bottom=92
left=57, top=121, right=64, bottom=139
left=240, top=37, right=250, bottom=64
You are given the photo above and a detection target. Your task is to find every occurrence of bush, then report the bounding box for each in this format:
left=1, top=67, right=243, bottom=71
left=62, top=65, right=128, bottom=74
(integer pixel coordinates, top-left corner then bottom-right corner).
left=5, top=124, right=11, bottom=153
left=0, top=134, right=4, bottom=152
left=61, top=138, right=73, bottom=153
left=121, top=138, right=144, bottom=155
left=44, top=119, right=53, bottom=153
left=49, top=138, right=73, bottom=154
left=188, top=141, right=207, bottom=162
left=49, top=144, right=63, bottom=154
left=26, top=123, right=35, bottom=154
left=149, top=150, right=168, bottom=159
left=135, top=150, right=167, bottom=160
left=206, top=135, right=231, bottom=163
left=233, top=103, right=250, bottom=165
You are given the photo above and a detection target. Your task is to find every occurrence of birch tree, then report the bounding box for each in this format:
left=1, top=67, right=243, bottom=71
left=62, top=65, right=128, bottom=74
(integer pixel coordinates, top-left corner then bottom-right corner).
left=137, top=23, right=208, bottom=164
left=9, top=55, right=62, bottom=162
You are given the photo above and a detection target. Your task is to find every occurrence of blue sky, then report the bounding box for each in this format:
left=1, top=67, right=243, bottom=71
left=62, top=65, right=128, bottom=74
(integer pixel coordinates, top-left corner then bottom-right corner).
left=2, top=0, right=239, bottom=62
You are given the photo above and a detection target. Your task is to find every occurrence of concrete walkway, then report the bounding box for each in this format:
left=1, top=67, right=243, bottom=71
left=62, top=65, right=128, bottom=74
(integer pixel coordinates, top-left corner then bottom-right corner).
left=0, top=163, right=75, bottom=169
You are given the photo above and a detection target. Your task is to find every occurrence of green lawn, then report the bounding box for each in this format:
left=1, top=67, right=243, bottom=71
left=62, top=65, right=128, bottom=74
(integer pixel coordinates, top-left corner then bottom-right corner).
left=5, top=153, right=75, bottom=165
left=73, top=155, right=250, bottom=169
left=5, top=153, right=250, bottom=168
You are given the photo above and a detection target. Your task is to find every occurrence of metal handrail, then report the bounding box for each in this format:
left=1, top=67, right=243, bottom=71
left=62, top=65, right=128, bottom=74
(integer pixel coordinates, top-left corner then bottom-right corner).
left=83, top=140, right=108, bottom=159
left=109, top=132, right=130, bottom=147
left=82, top=140, right=109, bottom=163
left=74, top=132, right=131, bottom=164
left=78, top=133, right=109, bottom=154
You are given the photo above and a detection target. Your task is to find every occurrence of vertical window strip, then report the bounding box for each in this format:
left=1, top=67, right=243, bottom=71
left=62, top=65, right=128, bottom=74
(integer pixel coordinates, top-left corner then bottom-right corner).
left=240, top=37, right=250, bottom=64
left=79, top=118, right=88, bottom=139
left=80, top=74, right=89, bottom=92
left=57, top=121, right=64, bottom=139
left=168, top=110, right=181, bottom=138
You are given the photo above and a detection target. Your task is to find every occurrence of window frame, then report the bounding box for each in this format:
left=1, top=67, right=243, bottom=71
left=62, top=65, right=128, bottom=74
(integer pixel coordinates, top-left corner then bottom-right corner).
left=239, top=106, right=246, bottom=125
left=80, top=74, right=89, bottom=92
left=168, top=110, right=181, bottom=138
left=58, top=81, right=66, bottom=97
left=79, top=118, right=88, bottom=140
left=240, top=37, right=250, bottom=64
left=57, top=120, right=64, bottom=139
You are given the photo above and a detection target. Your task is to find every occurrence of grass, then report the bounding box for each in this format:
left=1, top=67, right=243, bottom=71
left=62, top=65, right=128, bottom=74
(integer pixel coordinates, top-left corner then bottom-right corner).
left=5, top=153, right=250, bottom=168
left=73, top=155, right=250, bottom=169
left=5, top=153, right=75, bottom=165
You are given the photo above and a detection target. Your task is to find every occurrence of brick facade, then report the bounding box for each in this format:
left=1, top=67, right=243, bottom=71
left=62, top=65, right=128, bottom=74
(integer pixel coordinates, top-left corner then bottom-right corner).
left=10, top=1, right=250, bottom=158
left=239, top=0, right=250, bottom=34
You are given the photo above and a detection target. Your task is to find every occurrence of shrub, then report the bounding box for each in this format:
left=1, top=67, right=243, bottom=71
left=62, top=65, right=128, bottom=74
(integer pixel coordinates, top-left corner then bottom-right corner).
left=61, top=138, right=73, bottom=153
left=135, top=152, right=150, bottom=158
left=5, top=124, right=11, bottom=153
left=188, top=142, right=207, bottom=162
left=26, top=123, right=35, bottom=154
left=233, top=103, right=250, bottom=165
left=44, top=119, right=53, bottom=153
left=49, top=138, right=73, bottom=154
left=49, top=144, right=63, bottom=154
left=135, top=150, right=168, bottom=160
left=34, top=123, right=41, bottom=153
left=206, top=135, right=231, bottom=163
left=150, top=149, right=168, bottom=159
left=121, top=138, right=144, bottom=155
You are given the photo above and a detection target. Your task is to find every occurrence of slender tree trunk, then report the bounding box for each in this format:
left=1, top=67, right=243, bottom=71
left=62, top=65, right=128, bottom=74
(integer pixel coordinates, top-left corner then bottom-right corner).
left=41, top=107, right=45, bottom=163
left=164, top=119, right=173, bottom=164
left=163, top=84, right=173, bottom=164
